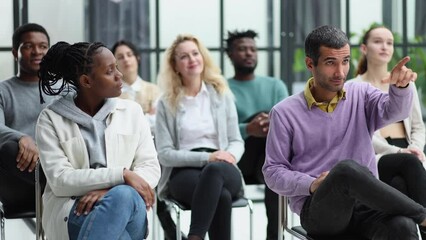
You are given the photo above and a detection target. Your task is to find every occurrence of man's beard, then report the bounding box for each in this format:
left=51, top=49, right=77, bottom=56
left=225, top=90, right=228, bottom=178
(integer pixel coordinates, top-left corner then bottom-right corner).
left=235, top=64, right=256, bottom=75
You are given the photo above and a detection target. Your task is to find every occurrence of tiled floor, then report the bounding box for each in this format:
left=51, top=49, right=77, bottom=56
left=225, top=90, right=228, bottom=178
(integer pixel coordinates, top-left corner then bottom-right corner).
left=4, top=185, right=298, bottom=240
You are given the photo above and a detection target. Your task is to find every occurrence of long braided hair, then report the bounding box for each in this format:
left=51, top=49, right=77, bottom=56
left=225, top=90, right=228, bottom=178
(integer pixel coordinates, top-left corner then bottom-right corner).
left=38, top=41, right=105, bottom=103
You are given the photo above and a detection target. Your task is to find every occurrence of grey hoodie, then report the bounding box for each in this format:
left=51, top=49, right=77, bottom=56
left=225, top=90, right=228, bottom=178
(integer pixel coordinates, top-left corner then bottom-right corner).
left=48, top=92, right=117, bottom=169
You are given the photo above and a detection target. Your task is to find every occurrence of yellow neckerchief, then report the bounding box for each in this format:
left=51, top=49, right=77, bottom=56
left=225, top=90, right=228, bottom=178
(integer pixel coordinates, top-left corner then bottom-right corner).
left=304, top=77, right=346, bottom=113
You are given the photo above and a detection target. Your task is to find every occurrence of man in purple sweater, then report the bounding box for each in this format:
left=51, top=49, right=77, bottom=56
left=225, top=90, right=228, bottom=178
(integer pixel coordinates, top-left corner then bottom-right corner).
left=263, top=25, right=426, bottom=239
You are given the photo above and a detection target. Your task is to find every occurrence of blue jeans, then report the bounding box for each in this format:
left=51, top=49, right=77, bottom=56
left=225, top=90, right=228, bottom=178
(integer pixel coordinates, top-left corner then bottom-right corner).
left=300, top=160, right=426, bottom=240
left=68, top=185, right=147, bottom=240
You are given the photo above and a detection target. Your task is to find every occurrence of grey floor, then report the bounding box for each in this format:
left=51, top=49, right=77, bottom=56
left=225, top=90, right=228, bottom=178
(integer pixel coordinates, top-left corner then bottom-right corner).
left=3, top=185, right=297, bottom=240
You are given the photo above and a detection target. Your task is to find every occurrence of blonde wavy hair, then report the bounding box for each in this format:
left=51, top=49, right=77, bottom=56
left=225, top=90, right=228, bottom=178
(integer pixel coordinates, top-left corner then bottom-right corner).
left=157, top=34, right=229, bottom=114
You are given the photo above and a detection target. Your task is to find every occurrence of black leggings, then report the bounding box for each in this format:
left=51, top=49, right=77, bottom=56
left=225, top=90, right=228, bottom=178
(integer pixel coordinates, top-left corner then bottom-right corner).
left=378, top=137, right=426, bottom=238
left=378, top=154, right=426, bottom=207
left=168, top=162, right=242, bottom=240
left=378, top=137, right=426, bottom=207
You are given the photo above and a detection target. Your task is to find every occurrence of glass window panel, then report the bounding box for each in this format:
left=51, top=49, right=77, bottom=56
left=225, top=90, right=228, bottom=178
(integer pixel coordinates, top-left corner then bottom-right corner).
left=390, top=0, right=404, bottom=44
left=0, top=0, right=13, bottom=47
left=209, top=50, right=221, bottom=73
left=224, top=0, right=268, bottom=47
left=273, top=0, right=281, bottom=48
left=139, top=50, right=152, bottom=83
left=408, top=0, right=426, bottom=44
left=408, top=47, right=426, bottom=111
left=150, top=1, right=158, bottom=49
left=0, top=52, right=15, bottom=81
left=253, top=51, right=268, bottom=77
left=273, top=51, right=281, bottom=80
left=159, top=0, right=220, bottom=48
left=223, top=54, right=234, bottom=79
left=349, top=0, right=383, bottom=44
left=28, top=0, right=85, bottom=44
left=151, top=52, right=162, bottom=84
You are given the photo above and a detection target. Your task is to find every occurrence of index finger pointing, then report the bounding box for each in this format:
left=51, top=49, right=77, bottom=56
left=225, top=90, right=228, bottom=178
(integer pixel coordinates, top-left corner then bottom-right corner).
left=391, top=56, right=410, bottom=72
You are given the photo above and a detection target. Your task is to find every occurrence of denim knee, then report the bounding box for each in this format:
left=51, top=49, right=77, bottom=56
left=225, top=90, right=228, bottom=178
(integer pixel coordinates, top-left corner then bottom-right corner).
left=107, top=185, right=146, bottom=212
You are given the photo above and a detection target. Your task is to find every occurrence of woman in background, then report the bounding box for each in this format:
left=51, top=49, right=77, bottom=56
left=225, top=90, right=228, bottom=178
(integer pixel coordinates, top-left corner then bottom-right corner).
left=155, top=34, right=244, bottom=240
left=36, top=41, right=160, bottom=240
left=112, top=40, right=161, bottom=128
left=350, top=25, right=426, bottom=239
left=112, top=39, right=187, bottom=240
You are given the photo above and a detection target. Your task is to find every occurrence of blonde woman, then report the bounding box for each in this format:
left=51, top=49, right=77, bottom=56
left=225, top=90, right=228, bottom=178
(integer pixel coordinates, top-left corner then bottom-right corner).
left=155, top=34, right=244, bottom=240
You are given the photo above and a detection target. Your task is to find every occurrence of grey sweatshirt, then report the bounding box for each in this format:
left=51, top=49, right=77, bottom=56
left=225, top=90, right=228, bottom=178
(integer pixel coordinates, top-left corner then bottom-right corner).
left=48, top=92, right=116, bottom=169
left=0, top=76, right=57, bottom=142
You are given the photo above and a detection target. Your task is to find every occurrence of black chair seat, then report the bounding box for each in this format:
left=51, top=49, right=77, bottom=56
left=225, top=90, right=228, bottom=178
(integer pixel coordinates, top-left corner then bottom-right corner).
left=167, top=197, right=188, bottom=210
left=292, top=226, right=369, bottom=240
left=166, top=196, right=250, bottom=210
left=0, top=188, right=36, bottom=219
left=231, top=197, right=250, bottom=208
left=4, top=210, right=35, bottom=219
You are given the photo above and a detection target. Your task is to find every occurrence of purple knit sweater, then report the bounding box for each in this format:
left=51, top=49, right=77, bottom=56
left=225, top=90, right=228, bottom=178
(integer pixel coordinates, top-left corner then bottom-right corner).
left=263, top=81, right=414, bottom=215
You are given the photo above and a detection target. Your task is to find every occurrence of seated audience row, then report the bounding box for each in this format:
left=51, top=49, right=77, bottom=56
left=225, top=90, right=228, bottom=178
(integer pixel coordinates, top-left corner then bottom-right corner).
left=1, top=22, right=426, bottom=240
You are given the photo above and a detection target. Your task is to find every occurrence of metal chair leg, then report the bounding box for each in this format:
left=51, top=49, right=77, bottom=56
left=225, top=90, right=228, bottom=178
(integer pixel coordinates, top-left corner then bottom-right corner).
left=0, top=204, right=4, bottom=240
left=248, top=199, right=253, bottom=240
left=171, top=203, right=181, bottom=240
left=278, top=195, right=284, bottom=239
left=35, top=162, right=45, bottom=240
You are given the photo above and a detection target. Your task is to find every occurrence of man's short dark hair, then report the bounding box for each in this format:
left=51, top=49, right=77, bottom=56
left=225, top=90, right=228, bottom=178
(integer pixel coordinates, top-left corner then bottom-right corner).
left=305, top=25, right=349, bottom=66
left=224, top=29, right=258, bottom=53
left=12, top=23, right=50, bottom=50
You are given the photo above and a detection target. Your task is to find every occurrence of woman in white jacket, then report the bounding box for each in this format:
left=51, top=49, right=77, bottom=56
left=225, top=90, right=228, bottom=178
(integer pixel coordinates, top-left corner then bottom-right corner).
left=36, top=41, right=161, bottom=240
left=350, top=25, right=426, bottom=238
